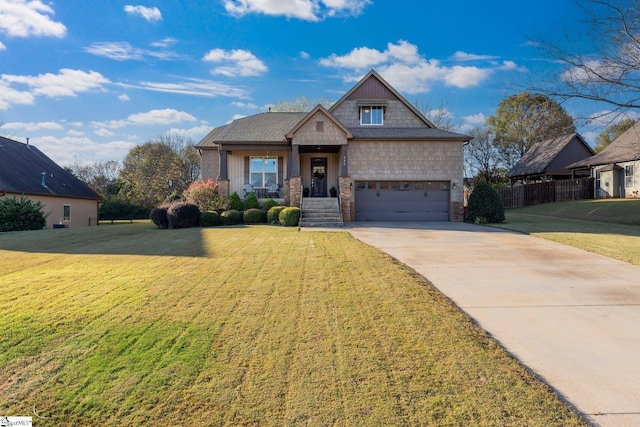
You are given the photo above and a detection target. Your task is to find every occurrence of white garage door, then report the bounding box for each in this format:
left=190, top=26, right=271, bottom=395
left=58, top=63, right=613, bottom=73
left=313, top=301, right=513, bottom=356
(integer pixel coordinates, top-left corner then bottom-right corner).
left=355, top=181, right=450, bottom=221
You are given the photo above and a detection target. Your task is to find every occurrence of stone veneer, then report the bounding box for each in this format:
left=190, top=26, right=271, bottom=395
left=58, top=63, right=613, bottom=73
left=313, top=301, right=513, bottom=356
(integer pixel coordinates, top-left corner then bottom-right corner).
left=288, top=176, right=302, bottom=207
left=338, top=176, right=352, bottom=223
left=217, top=179, right=230, bottom=197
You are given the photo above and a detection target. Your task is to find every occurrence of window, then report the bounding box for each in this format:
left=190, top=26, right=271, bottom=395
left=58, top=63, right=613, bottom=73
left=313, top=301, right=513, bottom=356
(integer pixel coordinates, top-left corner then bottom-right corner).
left=625, top=165, right=634, bottom=188
left=250, top=157, right=277, bottom=187
left=63, top=205, right=71, bottom=222
left=360, top=106, right=384, bottom=125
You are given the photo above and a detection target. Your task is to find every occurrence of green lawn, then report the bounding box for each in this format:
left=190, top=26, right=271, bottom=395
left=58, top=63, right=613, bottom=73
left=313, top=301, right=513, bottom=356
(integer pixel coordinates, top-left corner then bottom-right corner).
left=491, top=199, right=640, bottom=266
left=0, top=223, right=585, bottom=426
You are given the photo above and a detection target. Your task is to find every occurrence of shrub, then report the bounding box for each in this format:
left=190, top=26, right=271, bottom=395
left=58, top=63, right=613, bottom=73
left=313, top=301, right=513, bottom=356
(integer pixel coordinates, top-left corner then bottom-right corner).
left=167, top=202, right=200, bottom=229
left=149, top=204, right=170, bottom=229
left=243, top=192, right=260, bottom=210
left=199, top=211, right=220, bottom=227
left=220, top=209, right=242, bottom=225
left=267, top=206, right=286, bottom=224
left=262, top=198, right=277, bottom=211
left=243, top=208, right=267, bottom=224
left=228, top=191, right=243, bottom=211
left=99, top=196, right=148, bottom=220
left=183, top=179, right=220, bottom=211
left=279, top=207, right=301, bottom=227
left=0, top=196, right=49, bottom=232
left=466, top=183, right=505, bottom=224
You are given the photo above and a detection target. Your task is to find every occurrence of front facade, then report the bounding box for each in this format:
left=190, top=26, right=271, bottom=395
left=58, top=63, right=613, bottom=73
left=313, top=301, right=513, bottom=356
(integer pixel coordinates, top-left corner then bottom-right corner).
left=569, top=121, right=640, bottom=198
left=0, top=136, right=100, bottom=228
left=197, top=70, right=470, bottom=222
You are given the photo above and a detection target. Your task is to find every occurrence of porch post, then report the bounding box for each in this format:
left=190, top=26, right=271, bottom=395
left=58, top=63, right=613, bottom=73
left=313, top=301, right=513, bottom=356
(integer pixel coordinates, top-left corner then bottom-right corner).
left=291, top=144, right=300, bottom=177
left=219, top=149, right=229, bottom=180
left=338, top=176, right=352, bottom=223
left=340, top=145, right=348, bottom=176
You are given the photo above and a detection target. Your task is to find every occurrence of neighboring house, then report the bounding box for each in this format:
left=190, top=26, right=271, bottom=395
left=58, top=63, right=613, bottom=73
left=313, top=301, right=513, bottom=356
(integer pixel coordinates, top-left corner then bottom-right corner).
left=197, top=70, right=470, bottom=222
left=0, top=136, right=100, bottom=228
left=506, top=133, right=595, bottom=182
left=569, top=121, right=640, bottom=198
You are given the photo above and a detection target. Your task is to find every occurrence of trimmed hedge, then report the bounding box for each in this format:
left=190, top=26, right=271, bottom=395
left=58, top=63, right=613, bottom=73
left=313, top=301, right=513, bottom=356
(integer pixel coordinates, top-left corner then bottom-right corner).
left=150, top=204, right=170, bottom=229
left=228, top=191, right=243, bottom=211
left=0, top=196, right=48, bottom=232
left=243, top=192, right=260, bottom=210
left=262, top=198, right=277, bottom=211
left=243, top=208, right=267, bottom=224
left=167, top=202, right=200, bottom=229
left=466, top=183, right=505, bottom=224
left=267, top=206, right=286, bottom=224
left=220, top=209, right=243, bottom=225
left=279, top=207, right=301, bottom=227
left=199, top=211, right=221, bottom=227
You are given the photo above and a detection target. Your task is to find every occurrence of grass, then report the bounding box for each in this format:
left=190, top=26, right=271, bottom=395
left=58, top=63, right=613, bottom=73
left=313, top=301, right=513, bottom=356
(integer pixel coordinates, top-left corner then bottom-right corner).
left=490, top=199, right=640, bottom=266
left=0, top=223, right=586, bottom=426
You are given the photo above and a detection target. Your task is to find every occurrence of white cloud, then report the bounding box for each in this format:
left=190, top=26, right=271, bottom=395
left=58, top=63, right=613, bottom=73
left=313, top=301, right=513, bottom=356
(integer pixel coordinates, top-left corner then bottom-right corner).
left=463, top=113, right=486, bottom=126
left=85, top=41, right=182, bottom=61
left=123, top=5, right=162, bottom=22
left=94, top=128, right=115, bottom=137
left=227, top=114, right=247, bottom=124
left=121, top=77, right=250, bottom=99
left=203, top=48, right=268, bottom=77
left=451, top=51, right=499, bottom=62
left=0, top=0, right=66, bottom=38
left=0, top=41, right=5, bottom=50
left=300, top=51, right=310, bottom=59
left=3, top=121, right=63, bottom=131
left=164, top=125, right=212, bottom=140
left=67, top=129, right=85, bottom=137
left=91, top=119, right=128, bottom=129
left=151, top=37, right=177, bottom=48
left=321, top=40, right=496, bottom=93
left=0, top=69, right=109, bottom=109
left=232, top=101, right=260, bottom=109
left=127, top=108, right=197, bottom=125
left=32, top=135, right=136, bottom=165
left=119, top=94, right=130, bottom=101
left=223, top=0, right=370, bottom=21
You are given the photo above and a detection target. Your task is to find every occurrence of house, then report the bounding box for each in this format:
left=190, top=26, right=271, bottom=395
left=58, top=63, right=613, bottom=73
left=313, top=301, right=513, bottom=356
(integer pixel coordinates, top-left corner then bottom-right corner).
left=0, top=136, right=101, bottom=228
left=506, top=133, right=595, bottom=182
left=568, top=121, right=640, bottom=198
left=197, top=70, right=470, bottom=222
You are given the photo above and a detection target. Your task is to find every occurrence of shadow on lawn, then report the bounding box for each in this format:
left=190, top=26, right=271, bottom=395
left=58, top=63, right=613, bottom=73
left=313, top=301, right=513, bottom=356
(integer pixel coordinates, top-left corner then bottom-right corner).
left=0, top=222, right=210, bottom=257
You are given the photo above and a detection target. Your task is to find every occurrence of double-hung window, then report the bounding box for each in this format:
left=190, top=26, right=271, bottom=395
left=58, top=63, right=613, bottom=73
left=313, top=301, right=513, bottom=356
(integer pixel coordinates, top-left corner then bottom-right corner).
left=625, top=164, right=634, bottom=188
left=63, top=205, right=71, bottom=222
left=360, top=106, right=384, bottom=125
left=250, top=157, right=277, bottom=187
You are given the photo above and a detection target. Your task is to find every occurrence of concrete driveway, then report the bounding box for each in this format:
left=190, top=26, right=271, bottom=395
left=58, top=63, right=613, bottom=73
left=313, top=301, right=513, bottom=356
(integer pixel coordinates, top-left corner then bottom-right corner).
left=346, top=222, right=640, bottom=427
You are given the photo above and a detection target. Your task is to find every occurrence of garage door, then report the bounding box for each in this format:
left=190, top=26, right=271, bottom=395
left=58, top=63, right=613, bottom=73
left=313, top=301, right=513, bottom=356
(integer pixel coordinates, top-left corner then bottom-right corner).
left=355, top=181, right=450, bottom=221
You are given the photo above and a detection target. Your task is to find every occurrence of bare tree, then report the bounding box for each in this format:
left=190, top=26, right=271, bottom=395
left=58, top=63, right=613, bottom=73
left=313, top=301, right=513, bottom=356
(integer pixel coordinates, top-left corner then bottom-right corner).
left=69, top=159, right=121, bottom=198
left=531, top=0, right=640, bottom=117
left=413, top=97, right=459, bottom=131
left=464, top=126, right=505, bottom=185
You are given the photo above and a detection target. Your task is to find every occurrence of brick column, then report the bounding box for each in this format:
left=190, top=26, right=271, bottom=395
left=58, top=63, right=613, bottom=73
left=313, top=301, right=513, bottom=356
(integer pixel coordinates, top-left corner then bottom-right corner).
left=450, top=202, right=464, bottom=222
left=217, top=179, right=230, bottom=197
left=289, top=176, right=302, bottom=207
left=338, top=176, right=352, bottom=223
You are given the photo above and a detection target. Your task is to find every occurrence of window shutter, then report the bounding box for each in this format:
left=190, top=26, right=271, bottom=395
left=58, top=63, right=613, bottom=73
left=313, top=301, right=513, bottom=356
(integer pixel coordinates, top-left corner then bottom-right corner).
left=278, top=156, right=283, bottom=186
left=244, top=156, right=250, bottom=184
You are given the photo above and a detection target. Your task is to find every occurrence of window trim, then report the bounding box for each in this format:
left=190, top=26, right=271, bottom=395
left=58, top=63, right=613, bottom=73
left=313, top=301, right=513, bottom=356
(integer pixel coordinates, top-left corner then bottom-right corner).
left=625, top=164, right=634, bottom=188
left=63, top=204, right=71, bottom=222
left=360, top=105, right=384, bottom=126
left=249, top=156, right=278, bottom=188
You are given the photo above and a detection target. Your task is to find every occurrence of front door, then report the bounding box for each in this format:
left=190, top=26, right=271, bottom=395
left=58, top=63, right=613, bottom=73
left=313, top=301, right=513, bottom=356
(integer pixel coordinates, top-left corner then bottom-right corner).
left=311, top=158, right=327, bottom=197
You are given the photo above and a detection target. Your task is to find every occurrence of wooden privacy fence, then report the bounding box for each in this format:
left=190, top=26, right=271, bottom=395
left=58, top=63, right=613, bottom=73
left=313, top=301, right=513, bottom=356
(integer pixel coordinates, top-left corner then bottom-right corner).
left=496, top=178, right=594, bottom=209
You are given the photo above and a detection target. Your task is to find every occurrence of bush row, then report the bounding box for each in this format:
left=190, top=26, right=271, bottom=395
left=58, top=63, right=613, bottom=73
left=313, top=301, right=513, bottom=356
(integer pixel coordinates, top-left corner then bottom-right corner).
left=150, top=201, right=300, bottom=229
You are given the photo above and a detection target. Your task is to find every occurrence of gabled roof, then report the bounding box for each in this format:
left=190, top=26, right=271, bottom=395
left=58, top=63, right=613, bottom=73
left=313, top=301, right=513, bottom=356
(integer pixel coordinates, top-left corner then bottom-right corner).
left=196, top=112, right=307, bottom=147
left=329, top=70, right=436, bottom=128
left=285, top=104, right=353, bottom=140
left=0, top=136, right=100, bottom=200
left=507, top=133, right=594, bottom=178
left=569, top=120, right=640, bottom=169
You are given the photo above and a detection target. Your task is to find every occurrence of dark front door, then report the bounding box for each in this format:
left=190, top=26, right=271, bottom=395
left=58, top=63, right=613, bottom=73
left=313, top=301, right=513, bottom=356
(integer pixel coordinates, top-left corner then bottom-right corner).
left=311, top=158, right=327, bottom=197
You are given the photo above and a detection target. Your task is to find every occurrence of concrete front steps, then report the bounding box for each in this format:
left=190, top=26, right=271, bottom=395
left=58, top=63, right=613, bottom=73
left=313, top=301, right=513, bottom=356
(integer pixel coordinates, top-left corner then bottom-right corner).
left=300, top=197, right=343, bottom=228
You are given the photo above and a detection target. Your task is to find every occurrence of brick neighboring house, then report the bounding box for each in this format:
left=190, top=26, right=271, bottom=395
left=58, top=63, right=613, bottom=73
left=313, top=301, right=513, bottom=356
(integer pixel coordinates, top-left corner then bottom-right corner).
left=568, top=121, right=640, bottom=198
left=197, top=70, right=470, bottom=222
left=0, top=136, right=100, bottom=228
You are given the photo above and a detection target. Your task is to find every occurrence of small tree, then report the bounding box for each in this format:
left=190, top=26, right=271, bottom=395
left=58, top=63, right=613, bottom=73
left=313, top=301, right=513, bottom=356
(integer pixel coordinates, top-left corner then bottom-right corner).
left=243, top=192, right=260, bottom=210
left=228, top=191, right=243, bottom=211
left=184, top=179, right=220, bottom=211
left=466, top=184, right=505, bottom=224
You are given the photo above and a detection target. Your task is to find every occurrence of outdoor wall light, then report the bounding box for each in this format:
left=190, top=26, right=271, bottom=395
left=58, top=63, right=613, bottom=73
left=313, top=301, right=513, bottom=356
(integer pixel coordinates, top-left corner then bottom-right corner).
left=452, top=182, right=457, bottom=189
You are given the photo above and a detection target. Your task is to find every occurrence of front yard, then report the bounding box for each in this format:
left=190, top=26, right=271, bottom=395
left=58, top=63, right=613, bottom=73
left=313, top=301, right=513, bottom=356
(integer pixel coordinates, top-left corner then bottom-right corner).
left=0, top=224, right=585, bottom=426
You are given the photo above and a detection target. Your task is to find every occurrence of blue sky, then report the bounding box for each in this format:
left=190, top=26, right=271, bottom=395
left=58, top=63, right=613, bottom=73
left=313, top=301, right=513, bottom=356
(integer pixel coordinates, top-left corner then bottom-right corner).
left=0, top=0, right=610, bottom=166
